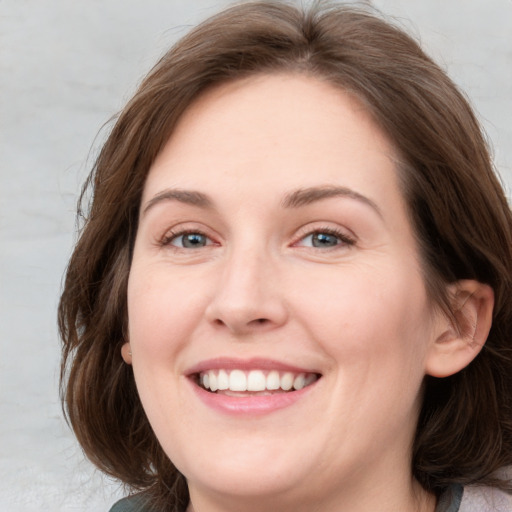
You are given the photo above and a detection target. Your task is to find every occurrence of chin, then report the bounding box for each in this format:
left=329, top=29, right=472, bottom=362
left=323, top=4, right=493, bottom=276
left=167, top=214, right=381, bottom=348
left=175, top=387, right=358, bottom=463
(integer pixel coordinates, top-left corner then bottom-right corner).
left=172, top=437, right=315, bottom=499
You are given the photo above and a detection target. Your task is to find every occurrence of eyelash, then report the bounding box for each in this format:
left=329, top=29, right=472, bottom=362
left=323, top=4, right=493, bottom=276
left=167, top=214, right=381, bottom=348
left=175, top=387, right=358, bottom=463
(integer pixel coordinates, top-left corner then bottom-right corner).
left=160, top=229, right=214, bottom=248
left=160, top=225, right=355, bottom=251
left=293, top=226, right=356, bottom=249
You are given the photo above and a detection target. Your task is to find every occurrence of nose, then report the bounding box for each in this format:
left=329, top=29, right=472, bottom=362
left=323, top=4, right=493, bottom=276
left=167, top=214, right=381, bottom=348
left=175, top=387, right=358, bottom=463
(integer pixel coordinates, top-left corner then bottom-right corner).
left=205, top=248, right=288, bottom=336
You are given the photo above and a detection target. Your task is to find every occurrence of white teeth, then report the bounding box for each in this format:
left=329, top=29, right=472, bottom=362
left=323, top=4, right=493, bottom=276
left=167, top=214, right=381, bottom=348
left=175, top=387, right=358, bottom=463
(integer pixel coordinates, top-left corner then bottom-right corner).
left=229, top=369, right=247, bottom=391
left=266, top=370, right=280, bottom=390
left=200, top=369, right=318, bottom=393
left=293, top=373, right=306, bottom=390
left=304, top=373, right=317, bottom=387
left=280, top=372, right=294, bottom=391
left=247, top=370, right=266, bottom=391
left=209, top=372, right=218, bottom=392
left=217, top=369, right=229, bottom=390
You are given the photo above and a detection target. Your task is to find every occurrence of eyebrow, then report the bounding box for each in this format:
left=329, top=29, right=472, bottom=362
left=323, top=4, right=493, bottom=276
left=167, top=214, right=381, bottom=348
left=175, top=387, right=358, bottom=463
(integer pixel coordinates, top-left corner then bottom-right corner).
left=142, top=185, right=381, bottom=218
left=142, top=189, right=213, bottom=215
left=282, top=186, right=382, bottom=217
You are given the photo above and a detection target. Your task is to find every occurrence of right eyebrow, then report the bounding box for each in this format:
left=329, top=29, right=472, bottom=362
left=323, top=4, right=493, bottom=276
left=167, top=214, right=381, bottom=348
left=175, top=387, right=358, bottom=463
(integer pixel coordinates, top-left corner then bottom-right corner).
left=282, top=185, right=382, bottom=219
left=142, top=189, right=214, bottom=216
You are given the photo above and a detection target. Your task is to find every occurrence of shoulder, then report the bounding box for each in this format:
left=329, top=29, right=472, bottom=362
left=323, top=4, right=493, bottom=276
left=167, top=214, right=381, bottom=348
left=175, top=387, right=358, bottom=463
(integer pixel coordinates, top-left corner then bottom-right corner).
left=459, top=485, right=512, bottom=512
left=109, top=495, right=153, bottom=512
left=436, top=484, right=512, bottom=512
left=437, top=484, right=464, bottom=512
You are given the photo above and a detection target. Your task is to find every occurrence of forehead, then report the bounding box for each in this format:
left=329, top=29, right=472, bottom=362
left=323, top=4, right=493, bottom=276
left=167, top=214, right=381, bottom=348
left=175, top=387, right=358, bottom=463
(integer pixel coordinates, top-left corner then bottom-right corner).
left=143, top=73, right=404, bottom=216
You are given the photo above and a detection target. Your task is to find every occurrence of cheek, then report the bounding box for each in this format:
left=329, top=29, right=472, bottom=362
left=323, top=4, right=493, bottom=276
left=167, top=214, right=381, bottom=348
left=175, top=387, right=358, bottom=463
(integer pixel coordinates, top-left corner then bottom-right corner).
left=292, top=261, right=433, bottom=369
left=126, top=266, right=204, bottom=439
left=127, top=264, right=209, bottom=359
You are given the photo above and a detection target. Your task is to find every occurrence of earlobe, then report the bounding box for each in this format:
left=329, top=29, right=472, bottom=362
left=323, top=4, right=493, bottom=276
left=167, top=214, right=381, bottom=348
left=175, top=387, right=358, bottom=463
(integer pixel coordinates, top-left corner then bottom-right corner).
left=425, top=280, right=494, bottom=378
left=121, top=342, right=133, bottom=365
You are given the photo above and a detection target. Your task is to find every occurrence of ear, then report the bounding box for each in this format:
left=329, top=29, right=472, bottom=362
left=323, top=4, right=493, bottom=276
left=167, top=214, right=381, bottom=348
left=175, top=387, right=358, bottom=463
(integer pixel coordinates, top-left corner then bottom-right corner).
left=121, top=342, right=133, bottom=365
left=425, top=280, right=494, bottom=378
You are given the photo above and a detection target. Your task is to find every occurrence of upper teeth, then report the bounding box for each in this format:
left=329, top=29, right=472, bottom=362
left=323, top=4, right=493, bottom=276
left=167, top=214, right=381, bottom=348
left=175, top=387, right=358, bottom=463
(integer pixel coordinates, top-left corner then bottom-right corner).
left=200, top=369, right=317, bottom=392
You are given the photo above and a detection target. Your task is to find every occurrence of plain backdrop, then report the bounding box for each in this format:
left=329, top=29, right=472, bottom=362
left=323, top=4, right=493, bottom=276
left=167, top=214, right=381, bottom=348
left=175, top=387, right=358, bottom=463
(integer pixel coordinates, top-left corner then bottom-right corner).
left=1, top=1, right=511, bottom=510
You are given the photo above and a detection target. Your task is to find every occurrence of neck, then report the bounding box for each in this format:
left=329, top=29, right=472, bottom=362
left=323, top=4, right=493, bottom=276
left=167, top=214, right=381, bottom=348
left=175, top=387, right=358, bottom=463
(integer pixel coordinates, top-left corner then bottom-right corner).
left=186, top=476, right=436, bottom=512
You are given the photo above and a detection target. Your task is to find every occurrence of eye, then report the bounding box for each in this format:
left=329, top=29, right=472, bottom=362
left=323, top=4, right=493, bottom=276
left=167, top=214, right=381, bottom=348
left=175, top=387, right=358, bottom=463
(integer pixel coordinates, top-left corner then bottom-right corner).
left=295, top=228, right=355, bottom=249
left=164, top=231, right=213, bottom=249
left=307, top=232, right=340, bottom=248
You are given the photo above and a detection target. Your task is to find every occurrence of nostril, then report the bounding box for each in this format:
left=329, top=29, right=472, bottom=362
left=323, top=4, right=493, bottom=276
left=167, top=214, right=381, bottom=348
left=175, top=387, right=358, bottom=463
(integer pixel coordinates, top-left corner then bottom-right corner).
left=211, top=317, right=267, bottom=331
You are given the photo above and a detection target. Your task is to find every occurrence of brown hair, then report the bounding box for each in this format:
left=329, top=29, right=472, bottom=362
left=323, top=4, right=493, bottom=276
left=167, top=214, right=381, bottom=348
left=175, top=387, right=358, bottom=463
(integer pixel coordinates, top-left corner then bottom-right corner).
left=59, top=1, right=512, bottom=510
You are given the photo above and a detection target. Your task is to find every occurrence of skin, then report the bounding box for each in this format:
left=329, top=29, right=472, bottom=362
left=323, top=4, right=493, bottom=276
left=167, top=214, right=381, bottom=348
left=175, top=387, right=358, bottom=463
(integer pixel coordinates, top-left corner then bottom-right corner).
left=124, top=74, right=493, bottom=512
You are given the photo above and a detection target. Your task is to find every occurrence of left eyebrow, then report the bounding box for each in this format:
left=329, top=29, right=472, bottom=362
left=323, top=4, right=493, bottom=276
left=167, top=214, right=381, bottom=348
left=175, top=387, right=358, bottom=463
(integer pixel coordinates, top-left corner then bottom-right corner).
left=142, top=189, right=214, bottom=216
left=281, top=185, right=382, bottom=218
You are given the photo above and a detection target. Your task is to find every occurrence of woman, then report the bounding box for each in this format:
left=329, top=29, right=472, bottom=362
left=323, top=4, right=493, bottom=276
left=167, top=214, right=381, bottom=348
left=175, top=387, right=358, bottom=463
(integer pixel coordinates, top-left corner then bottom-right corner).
left=59, top=2, right=512, bottom=511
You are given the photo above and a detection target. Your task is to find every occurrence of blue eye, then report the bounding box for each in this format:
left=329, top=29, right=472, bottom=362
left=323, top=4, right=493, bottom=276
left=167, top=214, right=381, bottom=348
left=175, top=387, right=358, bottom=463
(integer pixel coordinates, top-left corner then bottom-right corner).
left=309, top=232, right=340, bottom=247
left=297, top=229, right=354, bottom=249
left=170, top=232, right=211, bottom=248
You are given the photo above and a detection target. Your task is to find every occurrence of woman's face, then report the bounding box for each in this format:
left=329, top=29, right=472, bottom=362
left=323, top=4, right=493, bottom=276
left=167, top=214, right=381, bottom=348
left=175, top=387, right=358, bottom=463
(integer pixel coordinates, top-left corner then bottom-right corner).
left=127, top=74, right=444, bottom=508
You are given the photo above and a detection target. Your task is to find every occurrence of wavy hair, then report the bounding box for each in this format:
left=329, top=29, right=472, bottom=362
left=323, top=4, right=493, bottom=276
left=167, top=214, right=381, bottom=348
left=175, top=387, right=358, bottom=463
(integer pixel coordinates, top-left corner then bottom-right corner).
left=59, top=2, right=512, bottom=510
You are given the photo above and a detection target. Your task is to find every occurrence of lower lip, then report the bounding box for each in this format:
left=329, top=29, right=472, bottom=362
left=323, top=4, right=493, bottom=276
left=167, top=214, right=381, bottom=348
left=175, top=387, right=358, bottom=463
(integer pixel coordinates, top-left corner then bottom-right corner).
left=189, top=379, right=317, bottom=415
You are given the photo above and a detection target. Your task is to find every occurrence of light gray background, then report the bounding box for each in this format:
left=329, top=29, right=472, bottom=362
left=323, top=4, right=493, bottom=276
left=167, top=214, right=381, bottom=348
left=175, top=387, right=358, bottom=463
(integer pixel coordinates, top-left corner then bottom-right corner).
left=1, top=1, right=511, bottom=511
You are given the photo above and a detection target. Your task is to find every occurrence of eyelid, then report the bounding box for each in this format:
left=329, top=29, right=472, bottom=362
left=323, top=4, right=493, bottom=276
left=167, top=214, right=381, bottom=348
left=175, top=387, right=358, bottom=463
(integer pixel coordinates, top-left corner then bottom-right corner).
left=166, top=230, right=214, bottom=248
left=291, top=224, right=357, bottom=248
left=158, top=223, right=220, bottom=248
left=155, top=221, right=356, bottom=251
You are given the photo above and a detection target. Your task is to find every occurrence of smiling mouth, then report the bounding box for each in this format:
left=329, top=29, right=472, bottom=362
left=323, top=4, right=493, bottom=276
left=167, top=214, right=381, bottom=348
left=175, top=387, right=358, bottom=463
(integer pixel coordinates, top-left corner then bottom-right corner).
left=195, top=369, right=320, bottom=395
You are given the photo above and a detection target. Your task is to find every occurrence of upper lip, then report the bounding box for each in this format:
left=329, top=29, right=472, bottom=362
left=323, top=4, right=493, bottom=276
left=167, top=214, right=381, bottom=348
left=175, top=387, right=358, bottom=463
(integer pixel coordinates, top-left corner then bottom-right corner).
left=185, top=357, right=320, bottom=376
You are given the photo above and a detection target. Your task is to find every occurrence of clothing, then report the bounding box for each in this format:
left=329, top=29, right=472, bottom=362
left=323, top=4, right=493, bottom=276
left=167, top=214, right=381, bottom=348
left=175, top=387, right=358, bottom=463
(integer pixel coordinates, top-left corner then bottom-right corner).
left=437, top=484, right=463, bottom=512
left=110, top=494, right=151, bottom=512
left=109, top=484, right=512, bottom=511
left=457, top=485, right=512, bottom=512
